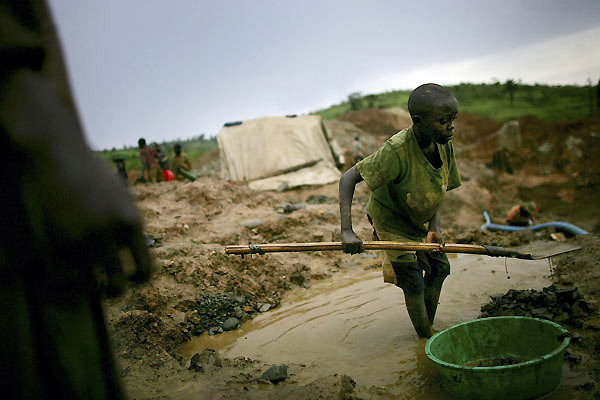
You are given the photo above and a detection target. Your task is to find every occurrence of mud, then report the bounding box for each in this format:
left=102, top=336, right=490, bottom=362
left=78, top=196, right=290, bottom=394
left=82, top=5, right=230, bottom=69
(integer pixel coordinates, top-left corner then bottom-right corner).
left=104, top=112, right=600, bottom=399
left=464, top=357, right=525, bottom=367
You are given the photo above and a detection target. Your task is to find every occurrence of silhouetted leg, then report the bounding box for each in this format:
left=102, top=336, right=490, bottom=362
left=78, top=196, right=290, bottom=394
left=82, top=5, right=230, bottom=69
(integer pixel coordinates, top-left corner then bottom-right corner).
left=418, top=252, right=451, bottom=326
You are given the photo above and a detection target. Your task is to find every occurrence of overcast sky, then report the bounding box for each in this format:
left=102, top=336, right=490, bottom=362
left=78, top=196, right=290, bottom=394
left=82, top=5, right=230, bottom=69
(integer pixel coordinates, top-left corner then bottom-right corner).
left=48, top=0, right=600, bottom=150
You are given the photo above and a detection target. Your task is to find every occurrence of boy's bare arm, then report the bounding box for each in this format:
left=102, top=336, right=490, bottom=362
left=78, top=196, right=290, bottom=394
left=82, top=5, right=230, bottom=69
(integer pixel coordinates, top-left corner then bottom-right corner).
left=339, top=165, right=365, bottom=254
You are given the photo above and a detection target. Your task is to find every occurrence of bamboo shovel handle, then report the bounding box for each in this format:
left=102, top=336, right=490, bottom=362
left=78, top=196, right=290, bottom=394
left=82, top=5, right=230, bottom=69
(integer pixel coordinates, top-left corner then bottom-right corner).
left=225, top=241, right=492, bottom=256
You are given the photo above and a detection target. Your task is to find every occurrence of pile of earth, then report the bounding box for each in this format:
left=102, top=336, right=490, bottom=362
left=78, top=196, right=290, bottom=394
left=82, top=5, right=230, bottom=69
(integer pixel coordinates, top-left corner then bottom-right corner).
left=337, top=107, right=412, bottom=138
left=480, top=285, right=594, bottom=325
left=175, top=292, right=275, bottom=336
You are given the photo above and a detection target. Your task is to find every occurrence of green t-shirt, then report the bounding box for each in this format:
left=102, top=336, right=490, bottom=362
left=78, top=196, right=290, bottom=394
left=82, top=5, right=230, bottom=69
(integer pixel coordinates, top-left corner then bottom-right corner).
left=356, top=126, right=461, bottom=239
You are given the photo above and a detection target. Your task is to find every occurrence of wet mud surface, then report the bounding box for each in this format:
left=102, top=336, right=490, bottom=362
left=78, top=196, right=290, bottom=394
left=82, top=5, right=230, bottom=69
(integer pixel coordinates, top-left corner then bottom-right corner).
left=105, top=112, right=600, bottom=399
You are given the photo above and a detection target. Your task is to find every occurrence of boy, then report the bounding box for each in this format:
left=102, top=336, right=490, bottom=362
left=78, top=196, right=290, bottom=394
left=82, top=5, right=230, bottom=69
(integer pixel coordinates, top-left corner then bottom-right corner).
left=138, top=138, right=160, bottom=182
left=339, top=83, right=461, bottom=338
left=171, top=143, right=192, bottom=181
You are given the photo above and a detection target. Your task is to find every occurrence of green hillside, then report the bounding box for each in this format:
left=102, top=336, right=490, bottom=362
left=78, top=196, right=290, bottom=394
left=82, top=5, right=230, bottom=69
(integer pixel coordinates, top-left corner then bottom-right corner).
left=313, top=82, right=598, bottom=123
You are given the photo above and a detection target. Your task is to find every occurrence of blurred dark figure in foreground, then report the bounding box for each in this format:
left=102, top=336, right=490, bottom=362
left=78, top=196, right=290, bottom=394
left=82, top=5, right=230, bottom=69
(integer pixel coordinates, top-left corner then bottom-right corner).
left=0, top=1, right=153, bottom=399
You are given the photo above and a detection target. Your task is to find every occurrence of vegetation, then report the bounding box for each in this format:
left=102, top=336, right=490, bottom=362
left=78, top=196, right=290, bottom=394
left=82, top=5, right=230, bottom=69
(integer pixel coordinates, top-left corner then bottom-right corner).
left=95, top=135, right=217, bottom=171
left=313, top=82, right=598, bottom=123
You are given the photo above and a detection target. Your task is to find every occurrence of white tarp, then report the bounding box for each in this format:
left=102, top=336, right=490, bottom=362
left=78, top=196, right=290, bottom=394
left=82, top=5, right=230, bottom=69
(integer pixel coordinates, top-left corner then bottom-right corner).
left=217, top=115, right=341, bottom=190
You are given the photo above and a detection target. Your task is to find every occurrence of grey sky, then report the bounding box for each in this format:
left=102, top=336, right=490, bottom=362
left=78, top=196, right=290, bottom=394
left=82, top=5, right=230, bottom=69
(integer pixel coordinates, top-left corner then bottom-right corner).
left=48, top=0, right=600, bottom=150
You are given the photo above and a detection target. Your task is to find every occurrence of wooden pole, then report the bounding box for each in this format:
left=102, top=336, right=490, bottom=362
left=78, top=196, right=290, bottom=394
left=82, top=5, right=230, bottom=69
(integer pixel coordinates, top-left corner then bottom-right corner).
left=224, top=241, right=534, bottom=259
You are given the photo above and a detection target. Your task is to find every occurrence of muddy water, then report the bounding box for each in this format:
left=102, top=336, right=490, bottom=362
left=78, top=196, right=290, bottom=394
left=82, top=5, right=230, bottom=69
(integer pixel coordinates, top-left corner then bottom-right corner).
left=182, top=254, right=582, bottom=399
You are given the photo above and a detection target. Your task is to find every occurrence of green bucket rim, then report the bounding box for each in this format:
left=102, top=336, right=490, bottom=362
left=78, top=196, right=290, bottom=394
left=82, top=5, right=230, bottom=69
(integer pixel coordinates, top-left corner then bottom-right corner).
left=425, top=316, right=570, bottom=371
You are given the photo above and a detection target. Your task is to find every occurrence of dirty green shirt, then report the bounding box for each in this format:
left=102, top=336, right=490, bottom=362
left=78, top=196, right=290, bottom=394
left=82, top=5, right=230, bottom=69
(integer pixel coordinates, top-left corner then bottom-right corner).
left=356, top=126, right=461, bottom=239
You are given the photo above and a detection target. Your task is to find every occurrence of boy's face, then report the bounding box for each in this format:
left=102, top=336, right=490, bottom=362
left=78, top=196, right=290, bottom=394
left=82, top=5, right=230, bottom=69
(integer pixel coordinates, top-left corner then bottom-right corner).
left=417, top=97, right=458, bottom=145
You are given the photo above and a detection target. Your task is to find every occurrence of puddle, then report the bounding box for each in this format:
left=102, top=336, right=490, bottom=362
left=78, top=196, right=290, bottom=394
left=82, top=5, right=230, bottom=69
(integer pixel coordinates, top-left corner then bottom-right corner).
left=182, top=254, right=582, bottom=398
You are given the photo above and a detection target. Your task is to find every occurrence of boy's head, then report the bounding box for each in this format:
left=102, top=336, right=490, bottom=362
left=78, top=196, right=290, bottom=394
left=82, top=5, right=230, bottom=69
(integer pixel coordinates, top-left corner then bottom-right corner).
left=138, top=138, right=146, bottom=148
left=174, top=144, right=182, bottom=155
left=408, top=83, right=458, bottom=145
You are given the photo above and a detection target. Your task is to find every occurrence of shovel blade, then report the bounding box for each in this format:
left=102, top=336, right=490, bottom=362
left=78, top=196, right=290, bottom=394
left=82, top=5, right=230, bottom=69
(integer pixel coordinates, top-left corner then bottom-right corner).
left=516, top=241, right=581, bottom=260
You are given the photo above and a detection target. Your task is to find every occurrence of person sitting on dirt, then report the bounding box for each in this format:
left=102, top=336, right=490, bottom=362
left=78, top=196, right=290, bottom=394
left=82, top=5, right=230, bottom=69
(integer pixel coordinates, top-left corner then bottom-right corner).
left=138, top=138, right=160, bottom=182
left=171, top=143, right=192, bottom=181
left=339, top=83, right=461, bottom=338
left=505, top=201, right=537, bottom=226
left=1, top=1, right=153, bottom=397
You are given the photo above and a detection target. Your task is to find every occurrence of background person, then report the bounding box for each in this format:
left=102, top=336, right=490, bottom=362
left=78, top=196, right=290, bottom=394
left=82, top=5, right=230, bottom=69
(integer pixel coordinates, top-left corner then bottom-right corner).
left=171, top=143, right=192, bottom=181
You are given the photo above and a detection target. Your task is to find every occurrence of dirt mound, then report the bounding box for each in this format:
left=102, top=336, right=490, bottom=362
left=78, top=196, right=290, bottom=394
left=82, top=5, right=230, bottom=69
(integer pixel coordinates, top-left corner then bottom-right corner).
left=338, top=107, right=411, bottom=138
left=112, top=310, right=188, bottom=363
left=453, top=113, right=502, bottom=151
left=192, top=148, right=220, bottom=178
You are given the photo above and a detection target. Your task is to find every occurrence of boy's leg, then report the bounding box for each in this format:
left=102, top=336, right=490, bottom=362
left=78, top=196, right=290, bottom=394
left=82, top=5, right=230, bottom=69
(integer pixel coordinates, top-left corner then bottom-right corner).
left=418, top=251, right=450, bottom=325
left=391, top=255, right=431, bottom=338
left=391, top=253, right=431, bottom=338
left=371, top=220, right=431, bottom=338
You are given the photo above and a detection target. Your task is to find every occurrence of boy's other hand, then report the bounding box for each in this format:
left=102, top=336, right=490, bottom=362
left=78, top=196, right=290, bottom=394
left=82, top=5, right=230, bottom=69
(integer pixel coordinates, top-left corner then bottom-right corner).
left=342, top=229, right=365, bottom=254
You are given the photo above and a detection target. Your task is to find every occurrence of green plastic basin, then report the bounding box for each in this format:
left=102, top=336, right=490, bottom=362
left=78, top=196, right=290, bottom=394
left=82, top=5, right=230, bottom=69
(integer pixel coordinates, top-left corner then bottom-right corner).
left=425, top=316, right=570, bottom=400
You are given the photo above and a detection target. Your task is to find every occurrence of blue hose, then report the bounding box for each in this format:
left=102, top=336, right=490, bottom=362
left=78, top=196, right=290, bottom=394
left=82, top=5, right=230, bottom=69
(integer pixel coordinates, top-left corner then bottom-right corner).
left=480, top=211, right=588, bottom=235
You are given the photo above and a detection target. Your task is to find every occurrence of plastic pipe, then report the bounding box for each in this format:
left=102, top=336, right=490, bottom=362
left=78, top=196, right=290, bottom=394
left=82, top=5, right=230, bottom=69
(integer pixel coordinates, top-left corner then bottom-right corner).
left=480, top=211, right=588, bottom=235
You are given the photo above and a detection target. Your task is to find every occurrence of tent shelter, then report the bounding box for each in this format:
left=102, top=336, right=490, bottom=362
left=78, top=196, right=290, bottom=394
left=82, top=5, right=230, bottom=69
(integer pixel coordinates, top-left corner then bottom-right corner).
left=217, top=115, right=341, bottom=191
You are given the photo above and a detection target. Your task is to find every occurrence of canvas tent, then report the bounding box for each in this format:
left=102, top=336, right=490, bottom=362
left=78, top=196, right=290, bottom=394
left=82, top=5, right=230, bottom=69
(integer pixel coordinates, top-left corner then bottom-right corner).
left=217, top=115, right=341, bottom=191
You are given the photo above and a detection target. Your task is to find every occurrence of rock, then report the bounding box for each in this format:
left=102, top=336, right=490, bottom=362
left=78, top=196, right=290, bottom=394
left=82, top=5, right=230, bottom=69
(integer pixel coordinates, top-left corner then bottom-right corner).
left=274, top=182, right=288, bottom=192
left=306, top=194, right=337, bottom=204
left=234, top=306, right=244, bottom=319
left=234, top=295, right=246, bottom=303
left=554, top=312, right=570, bottom=323
left=531, top=307, right=548, bottom=316
left=239, top=219, right=263, bottom=229
left=262, top=365, right=288, bottom=383
left=259, top=303, right=271, bottom=313
left=188, top=353, right=203, bottom=372
left=172, top=310, right=187, bottom=324
left=222, top=317, right=239, bottom=331
left=208, top=326, right=223, bottom=336
left=189, top=348, right=222, bottom=369
left=283, top=204, right=304, bottom=214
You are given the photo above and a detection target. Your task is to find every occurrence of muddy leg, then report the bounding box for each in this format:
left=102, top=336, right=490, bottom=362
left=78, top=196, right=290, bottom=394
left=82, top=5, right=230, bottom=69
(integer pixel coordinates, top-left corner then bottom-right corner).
left=424, top=275, right=445, bottom=325
left=391, top=259, right=431, bottom=338
left=404, top=293, right=432, bottom=338
left=420, top=252, right=451, bottom=326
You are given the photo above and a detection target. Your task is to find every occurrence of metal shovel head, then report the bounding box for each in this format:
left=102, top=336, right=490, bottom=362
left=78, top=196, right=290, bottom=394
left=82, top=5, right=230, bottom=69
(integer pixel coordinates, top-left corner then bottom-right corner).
left=515, top=241, right=581, bottom=260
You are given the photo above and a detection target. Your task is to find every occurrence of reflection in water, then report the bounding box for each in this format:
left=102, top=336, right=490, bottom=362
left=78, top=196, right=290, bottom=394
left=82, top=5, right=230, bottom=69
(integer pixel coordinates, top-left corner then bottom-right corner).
left=182, top=254, right=578, bottom=398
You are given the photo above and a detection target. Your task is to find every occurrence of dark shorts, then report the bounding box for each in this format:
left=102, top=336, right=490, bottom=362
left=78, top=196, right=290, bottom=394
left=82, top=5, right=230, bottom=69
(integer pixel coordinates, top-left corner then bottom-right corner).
left=368, top=215, right=450, bottom=294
